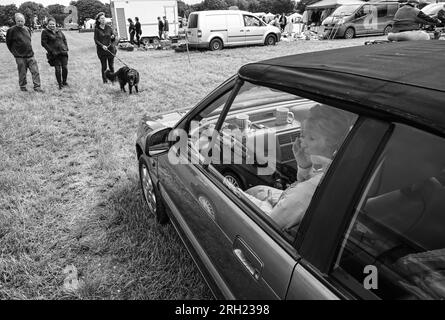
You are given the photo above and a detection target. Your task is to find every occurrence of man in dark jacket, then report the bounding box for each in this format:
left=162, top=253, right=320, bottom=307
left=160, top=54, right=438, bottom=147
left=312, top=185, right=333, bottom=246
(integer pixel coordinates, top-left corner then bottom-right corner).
left=163, top=16, right=169, bottom=39
left=388, top=0, right=441, bottom=40
left=134, top=17, right=142, bottom=47
left=157, top=16, right=164, bottom=40
left=6, top=13, right=43, bottom=92
left=128, top=18, right=135, bottom=44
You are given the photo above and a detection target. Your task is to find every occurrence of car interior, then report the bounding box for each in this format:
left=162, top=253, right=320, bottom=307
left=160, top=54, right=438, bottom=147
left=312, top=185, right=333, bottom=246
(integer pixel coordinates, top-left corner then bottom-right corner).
left=186, top=84, right=333, bottom=241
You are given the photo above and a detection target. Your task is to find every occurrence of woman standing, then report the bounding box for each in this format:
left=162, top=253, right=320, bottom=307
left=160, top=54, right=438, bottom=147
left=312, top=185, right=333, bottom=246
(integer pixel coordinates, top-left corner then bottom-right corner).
left=128, top=18, right=135, bottom=44
left=41, top=17, right=69, bottom=89
left=94, top=12, right=116, bottom=83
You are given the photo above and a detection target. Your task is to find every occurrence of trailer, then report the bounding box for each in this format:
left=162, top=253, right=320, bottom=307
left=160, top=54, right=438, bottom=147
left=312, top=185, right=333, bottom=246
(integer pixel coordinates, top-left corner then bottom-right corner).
left=110, top=0, right=179, bottom=43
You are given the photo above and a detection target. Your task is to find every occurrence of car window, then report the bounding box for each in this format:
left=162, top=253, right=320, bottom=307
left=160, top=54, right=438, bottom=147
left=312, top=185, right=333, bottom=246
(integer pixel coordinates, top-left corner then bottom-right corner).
left=186, top=89, right=232, bottom=156
left=243, top=15, right=263, bottom=27
left=188, top=13, right=198, bottom=28
left=196, top=81, right=358, bottom=242
left=357, top=5, right=371, bottom=17
left=377, top=4, right=388, bottom=18
left=333, top=124, right=445, bottom=299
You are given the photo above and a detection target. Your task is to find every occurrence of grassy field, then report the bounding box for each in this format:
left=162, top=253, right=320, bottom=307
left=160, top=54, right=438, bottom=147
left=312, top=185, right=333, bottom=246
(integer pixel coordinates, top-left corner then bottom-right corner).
left=0, top=31, right=384, bottom=299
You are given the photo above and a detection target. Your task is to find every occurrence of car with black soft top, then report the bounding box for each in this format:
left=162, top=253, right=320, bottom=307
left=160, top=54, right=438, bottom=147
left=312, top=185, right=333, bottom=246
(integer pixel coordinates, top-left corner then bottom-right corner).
left=136, top=41, right=445, bottom=300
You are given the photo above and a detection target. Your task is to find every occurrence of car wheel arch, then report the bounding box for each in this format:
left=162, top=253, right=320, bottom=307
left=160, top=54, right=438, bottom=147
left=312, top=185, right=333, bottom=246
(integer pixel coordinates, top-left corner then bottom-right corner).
left=265, top=33, right=277, bottom=45
left=344, top=27, right=355, bottom=39
left=209, top=37, right=224, bottom=50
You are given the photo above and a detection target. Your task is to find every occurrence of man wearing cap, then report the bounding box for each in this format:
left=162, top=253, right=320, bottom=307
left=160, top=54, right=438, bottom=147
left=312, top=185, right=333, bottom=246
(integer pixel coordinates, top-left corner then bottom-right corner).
left=388, top=0, right=441, bottom=41
left=6, top=13, right=43, bottom=92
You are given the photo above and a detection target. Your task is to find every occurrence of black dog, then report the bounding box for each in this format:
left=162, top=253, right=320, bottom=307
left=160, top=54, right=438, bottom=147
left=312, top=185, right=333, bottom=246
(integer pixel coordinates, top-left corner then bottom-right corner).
left=105, top=66, right=140, bottom=94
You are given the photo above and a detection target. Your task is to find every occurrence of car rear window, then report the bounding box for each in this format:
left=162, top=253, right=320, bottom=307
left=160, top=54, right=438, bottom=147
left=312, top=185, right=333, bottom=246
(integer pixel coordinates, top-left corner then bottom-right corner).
left=334, top=124, right=445, bottom=299
left=188, top=13, right=198, bottom=28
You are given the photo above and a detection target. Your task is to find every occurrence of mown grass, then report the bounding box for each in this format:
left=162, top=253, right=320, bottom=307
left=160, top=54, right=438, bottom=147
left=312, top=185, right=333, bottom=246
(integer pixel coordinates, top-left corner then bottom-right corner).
left=0, top=31, right=384, bottom=300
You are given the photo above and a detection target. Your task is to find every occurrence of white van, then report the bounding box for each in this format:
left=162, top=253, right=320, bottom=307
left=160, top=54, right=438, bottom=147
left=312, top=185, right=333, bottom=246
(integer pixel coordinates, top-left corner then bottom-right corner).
left=187, top=10, right=281, bottom=50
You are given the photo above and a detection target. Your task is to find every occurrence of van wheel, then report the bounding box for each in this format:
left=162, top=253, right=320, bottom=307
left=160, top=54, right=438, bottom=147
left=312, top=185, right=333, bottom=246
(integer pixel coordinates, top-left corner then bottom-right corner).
left=384, top=25, right=392, bottom=35
left=210, top=38, right=223, bottom=51
left=265, top=34, right=277, bottom=45
left=344, top=27, right=355, bottom=39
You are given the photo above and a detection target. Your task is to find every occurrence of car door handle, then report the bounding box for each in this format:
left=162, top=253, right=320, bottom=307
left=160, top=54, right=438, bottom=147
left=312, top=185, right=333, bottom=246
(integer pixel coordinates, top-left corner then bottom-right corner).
left=234, top=248, right=261, bottom=280
left=240, top=30, right=244, bottom=32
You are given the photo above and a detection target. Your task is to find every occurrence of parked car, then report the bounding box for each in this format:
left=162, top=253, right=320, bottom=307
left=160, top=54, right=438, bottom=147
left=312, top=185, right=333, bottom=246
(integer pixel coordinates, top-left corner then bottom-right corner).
left=136, top=41, right=445, bottom=299
left=322, top=0, right=399, bottom=39
left=186, top=10, right=281, bottom=51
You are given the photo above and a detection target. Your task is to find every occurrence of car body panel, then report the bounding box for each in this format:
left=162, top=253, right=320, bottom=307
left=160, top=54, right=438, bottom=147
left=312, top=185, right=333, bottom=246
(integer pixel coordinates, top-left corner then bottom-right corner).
left=157, top=150, right=297, bottom=299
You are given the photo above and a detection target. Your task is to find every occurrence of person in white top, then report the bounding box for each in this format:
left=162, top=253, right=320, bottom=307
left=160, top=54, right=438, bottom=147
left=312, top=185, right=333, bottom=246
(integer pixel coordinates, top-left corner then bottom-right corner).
left=243, top=104, right=357, bottom=230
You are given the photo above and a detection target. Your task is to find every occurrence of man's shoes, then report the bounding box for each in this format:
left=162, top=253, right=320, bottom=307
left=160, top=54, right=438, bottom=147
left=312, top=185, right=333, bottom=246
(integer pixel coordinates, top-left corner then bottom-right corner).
left=20, top=87, right=28, bottom=92
left=62, top=82, right=68, bottom=87
left=34, top=87, right=44, bottom=93
left=58, top=84, right=63, bottom=90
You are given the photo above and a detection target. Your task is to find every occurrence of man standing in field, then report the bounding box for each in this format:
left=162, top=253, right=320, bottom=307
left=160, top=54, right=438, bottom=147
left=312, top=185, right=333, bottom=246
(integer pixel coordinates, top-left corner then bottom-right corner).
left=134, top=17, right=142, bottom=47
left=157, top=16, right=164, bottom=40
left=163, top=16, right=169, bottom=40
left=6, top=13, right=43, bottom=92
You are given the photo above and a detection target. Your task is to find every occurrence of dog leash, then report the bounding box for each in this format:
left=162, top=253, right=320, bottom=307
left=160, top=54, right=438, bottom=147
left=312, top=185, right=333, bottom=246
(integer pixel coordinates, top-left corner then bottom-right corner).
left=98, top=41, right=130, bottom=68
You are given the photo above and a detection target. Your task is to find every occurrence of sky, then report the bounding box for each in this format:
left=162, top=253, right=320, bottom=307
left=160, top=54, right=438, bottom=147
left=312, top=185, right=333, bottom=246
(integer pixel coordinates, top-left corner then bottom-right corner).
left=1, top=0, right=203, bottom=6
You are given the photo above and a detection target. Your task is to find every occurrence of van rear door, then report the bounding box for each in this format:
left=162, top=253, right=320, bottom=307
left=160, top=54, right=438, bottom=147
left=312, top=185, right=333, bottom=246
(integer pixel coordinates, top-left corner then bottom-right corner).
left=187, top=13, right=199, bottom=43
left=227, top=13, right=245, bottom=46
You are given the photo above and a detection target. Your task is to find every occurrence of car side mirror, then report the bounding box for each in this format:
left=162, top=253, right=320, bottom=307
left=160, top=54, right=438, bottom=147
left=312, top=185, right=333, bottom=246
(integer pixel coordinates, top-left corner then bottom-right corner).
left=146, top=127, right=173, bottom=157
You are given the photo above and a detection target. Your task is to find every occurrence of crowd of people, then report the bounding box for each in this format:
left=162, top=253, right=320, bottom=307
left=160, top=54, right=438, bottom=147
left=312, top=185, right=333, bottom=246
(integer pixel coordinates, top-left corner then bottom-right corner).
left=4, top=1, right=445, bottom=93
left=5, top=11, right=119, bottom=91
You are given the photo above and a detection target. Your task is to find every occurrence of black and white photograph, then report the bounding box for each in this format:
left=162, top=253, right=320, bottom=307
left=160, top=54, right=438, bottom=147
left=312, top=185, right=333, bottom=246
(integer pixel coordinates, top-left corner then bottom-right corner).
left=1, top=0, right=445, bottom=309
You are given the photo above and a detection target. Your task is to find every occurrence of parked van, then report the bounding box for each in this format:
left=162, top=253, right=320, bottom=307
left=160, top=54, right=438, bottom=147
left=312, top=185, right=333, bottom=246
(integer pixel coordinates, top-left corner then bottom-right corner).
left=322, top=1, right=400, bottom=39
left=187, top=10, right=281, bottom=50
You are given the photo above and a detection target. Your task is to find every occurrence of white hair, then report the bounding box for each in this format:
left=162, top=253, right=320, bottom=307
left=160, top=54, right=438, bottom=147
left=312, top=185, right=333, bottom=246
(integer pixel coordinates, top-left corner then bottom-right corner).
left=15, top=13, right=25, bottom=21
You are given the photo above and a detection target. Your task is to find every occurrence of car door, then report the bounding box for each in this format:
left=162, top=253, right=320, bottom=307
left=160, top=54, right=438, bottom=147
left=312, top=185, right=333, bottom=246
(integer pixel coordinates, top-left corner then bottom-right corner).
left=227, top=13, right=245, bottom=46
left=156, top=79, right=298, bottom=299
left=354, top=4, right=376, bottom=36
left=243, top=14, right=266, bottom=44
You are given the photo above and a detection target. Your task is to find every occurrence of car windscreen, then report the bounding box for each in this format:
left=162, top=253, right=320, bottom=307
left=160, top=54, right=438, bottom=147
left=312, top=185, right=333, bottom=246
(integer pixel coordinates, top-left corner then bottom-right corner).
left=188, top=13, right=198, bottom=28
left=332, top=4, right=362, bottom=16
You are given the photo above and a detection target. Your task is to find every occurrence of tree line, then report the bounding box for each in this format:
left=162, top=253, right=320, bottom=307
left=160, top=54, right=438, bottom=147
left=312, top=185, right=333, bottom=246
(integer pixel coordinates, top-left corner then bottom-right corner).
left=0, top=0, right=110, bottom=27
left=178, top=0, right=300, bottom=18
left=1, top=0, right=319, bottom=28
